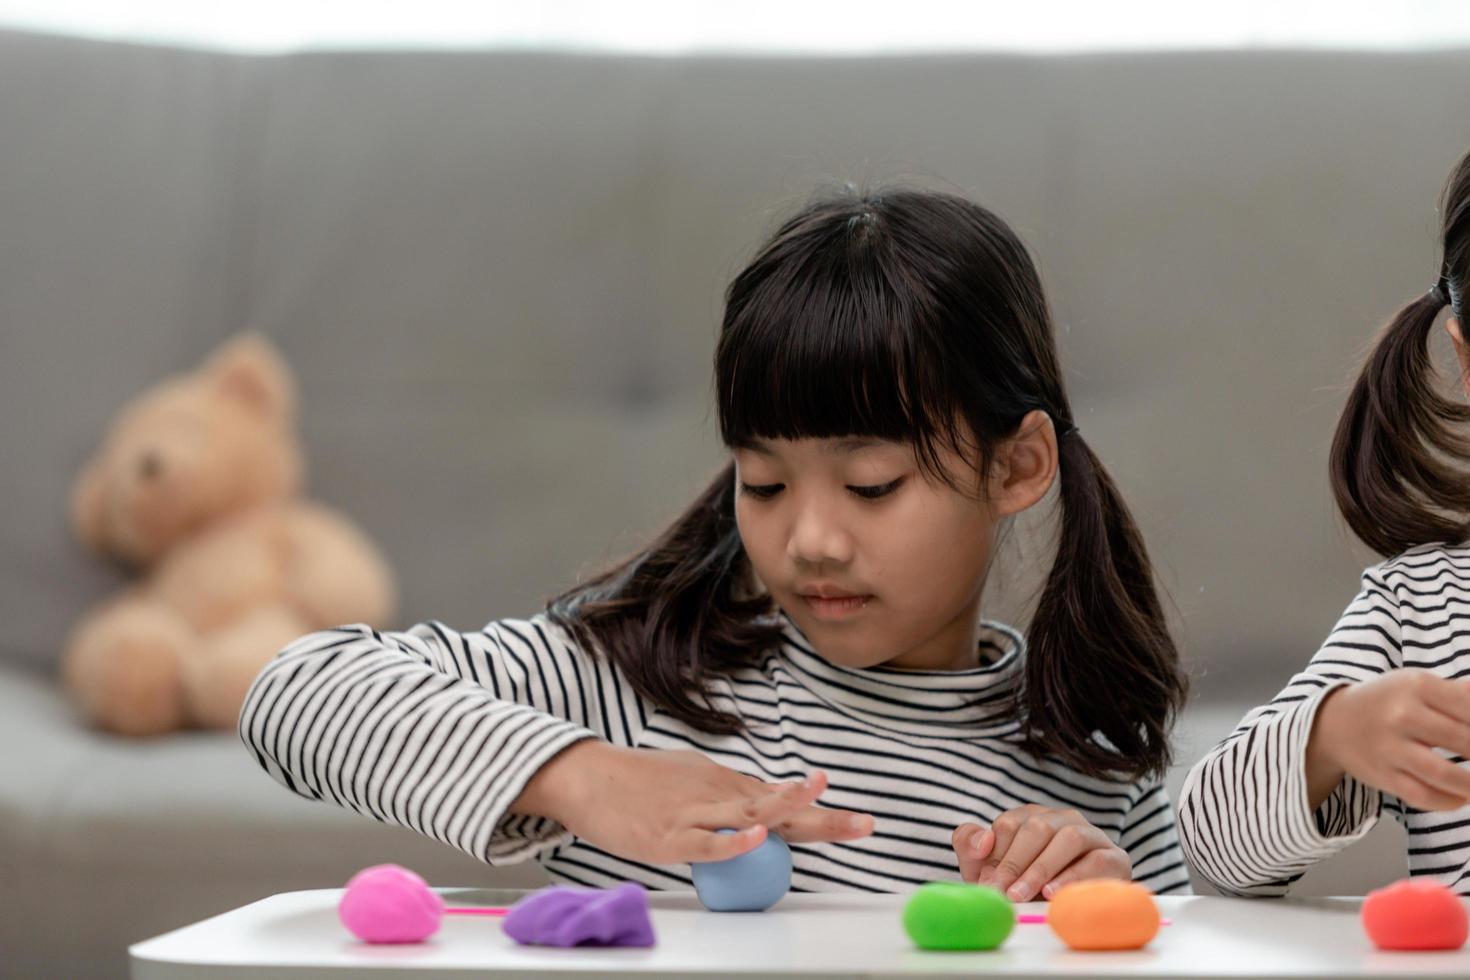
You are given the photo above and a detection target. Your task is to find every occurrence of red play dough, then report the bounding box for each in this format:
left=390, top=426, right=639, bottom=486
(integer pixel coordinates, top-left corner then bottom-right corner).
left=1361, top=879, right=1468, bottom=951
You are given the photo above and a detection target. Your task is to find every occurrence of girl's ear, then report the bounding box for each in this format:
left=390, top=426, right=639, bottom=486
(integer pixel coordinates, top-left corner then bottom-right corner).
left=990, top=409, right=1059, bottom=517
left=1446, top=318, right=1470, bottom=399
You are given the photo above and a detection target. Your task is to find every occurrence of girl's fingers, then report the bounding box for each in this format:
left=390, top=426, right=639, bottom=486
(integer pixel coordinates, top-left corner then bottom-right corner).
left=1386, top=767, right=1469, bottom=812
left=678, top=824, right=768, bottom=863
left=776, top=807, right=875, bottom=844
left=1040, top=847, right=1132, bottom=900
left=742, top=771, right=828, bottom=826
left=1421, top=676, right=1470, bottom=726
left=692, top=771, right=828, bottom=833
left=982, top=816, right=1052, bottom=895
left=951, top=822, right=992, bottom=883
left=1006, top=824, right=1114, bottom=902
left=1409, top=707, right=1470, bottom=763
left=976, top=809, right=1028, bottom=886
left=1400, top=746, right=1470, bottom=802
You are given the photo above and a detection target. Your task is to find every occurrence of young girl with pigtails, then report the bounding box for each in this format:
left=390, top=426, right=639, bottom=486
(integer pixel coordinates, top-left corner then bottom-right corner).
left=1179, top=148, right=1470, bottom=896
left=241, top=187, right=1192, bottom=899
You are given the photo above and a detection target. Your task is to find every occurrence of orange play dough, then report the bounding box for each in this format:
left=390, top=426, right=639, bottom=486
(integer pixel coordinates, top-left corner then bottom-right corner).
left=1047, top=880, right=1161, bottom=951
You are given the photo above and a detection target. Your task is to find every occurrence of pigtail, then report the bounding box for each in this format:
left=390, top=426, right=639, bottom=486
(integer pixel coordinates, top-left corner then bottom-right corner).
left=548, top=463, right=781, bottom=735
left=1328, top=290, right=1470, bottom=557
left=1330, top=149, right=1470, bottom=557
left=1021, top=430, right=1185, bottom=781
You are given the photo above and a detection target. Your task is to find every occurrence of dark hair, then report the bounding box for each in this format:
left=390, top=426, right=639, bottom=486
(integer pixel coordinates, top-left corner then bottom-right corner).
left=1330, top=149, right=1470, bottom=557
left=550, top=187, right=1187, bottom=780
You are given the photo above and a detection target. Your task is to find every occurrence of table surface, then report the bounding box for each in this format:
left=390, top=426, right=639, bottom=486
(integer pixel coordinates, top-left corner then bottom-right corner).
left=129, top=888, right=1470, bottom=979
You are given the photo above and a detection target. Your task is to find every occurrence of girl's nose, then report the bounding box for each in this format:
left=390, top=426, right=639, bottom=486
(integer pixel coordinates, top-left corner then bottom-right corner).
left=786, top=501, right=855, bottom=566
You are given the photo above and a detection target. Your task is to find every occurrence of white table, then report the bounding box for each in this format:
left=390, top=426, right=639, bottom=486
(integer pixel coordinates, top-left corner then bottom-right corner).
left=130, top=889, right=1470, bottom=979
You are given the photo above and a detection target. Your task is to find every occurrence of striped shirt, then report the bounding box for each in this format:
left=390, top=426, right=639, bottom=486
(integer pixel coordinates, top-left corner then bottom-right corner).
left=1178, top=542, right=1470, bottom=896
left=239, top=611, right=1190, bottom=894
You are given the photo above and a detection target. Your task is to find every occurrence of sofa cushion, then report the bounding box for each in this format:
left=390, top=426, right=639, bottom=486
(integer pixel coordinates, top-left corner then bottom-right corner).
left=0, top=665, right=548, bottom=977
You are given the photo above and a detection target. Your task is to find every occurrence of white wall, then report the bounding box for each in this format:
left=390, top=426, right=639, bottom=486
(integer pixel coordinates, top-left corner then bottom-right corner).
left=2, top=0, right=1470, bottom=54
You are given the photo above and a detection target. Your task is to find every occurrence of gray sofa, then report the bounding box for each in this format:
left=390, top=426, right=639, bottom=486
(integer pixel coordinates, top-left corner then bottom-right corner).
left=3, top=28, right=1466, bottom=977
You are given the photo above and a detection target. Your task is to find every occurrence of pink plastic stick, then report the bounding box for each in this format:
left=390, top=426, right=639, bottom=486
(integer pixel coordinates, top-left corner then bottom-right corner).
left=444, top=908, right=1170, bottom=924
left=1016, top=914, right=1171, bottom=926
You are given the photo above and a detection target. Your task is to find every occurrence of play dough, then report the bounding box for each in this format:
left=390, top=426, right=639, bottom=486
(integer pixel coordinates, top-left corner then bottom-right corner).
left=1361, top=878, right=1468, bottom=951
left=338, top=864, right=445, bottom=944
left=339, top=866, right=656, bottom=948
left=901, top=882, right=1016, bottom=951
left=691, top=831, right=792, bottom=911
left=502, top=883, right=656, bottom=948
left=1047, top=879, right=1160, bottom=951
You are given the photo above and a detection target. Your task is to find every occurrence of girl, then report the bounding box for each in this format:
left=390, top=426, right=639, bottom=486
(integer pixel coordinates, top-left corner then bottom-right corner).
left=1178, top=148, right=1470, bottom=896
left=240, top=188, right=1191, bottom=899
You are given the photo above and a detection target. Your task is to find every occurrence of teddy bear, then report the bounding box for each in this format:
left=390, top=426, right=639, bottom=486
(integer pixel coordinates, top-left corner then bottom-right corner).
left=63, top=333, right=396, bottom=735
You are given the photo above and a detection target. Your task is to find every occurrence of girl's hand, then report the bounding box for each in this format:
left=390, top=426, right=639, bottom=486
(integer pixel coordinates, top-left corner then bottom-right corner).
left=1306, top=669, right=1470, bottom=812
left=513, top=740, right=875, bottom=865
left=952, top=805, right=1130, bottom=902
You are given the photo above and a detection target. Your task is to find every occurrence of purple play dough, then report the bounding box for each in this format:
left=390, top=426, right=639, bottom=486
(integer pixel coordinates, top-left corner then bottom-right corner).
left=502, top=883, right=656, bottom=948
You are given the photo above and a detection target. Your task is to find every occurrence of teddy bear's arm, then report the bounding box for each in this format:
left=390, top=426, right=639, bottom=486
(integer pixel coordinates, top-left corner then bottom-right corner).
left=280, top=501, right=396, bottom=630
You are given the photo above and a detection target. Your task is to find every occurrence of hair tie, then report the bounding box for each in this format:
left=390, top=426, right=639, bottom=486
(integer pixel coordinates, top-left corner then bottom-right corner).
left=1433, top=276, right=1452, bottom=308
left=1436, top=264, right=1464, bottom=319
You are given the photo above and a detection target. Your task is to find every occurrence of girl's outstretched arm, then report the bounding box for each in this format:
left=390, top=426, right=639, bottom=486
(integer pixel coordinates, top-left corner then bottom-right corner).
left=237, top=615, right=639, bottom=865
left=1175, top=568, right=1401, bottom=896
left=238, top=615, right=873, bottom=867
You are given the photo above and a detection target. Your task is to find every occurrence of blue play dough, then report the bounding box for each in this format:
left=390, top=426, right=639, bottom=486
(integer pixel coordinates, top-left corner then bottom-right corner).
left=691, top=831, right=792, bottom=912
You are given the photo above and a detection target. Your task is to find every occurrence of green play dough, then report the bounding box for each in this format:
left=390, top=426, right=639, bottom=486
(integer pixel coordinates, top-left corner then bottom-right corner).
left=902, top=882, right=1016, bottom=951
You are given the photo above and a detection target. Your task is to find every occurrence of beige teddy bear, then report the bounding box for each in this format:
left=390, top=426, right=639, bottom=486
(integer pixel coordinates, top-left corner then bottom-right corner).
left=63, top=333, right=396, bottom=735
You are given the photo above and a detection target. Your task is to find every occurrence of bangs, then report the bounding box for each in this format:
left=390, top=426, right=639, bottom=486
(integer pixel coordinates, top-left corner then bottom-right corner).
left=715, top=205, right=973, bottom=479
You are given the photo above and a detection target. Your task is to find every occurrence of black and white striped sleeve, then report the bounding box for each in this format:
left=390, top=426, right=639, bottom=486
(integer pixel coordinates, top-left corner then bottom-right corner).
left=1120, top=782, right=1192, bottom=895
left=1176, top=567, right=1399, bottom=896
left=237, top=614, right=646, bottom=865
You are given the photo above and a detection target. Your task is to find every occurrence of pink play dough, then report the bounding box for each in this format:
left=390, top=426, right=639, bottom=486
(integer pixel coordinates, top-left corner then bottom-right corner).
left=338, top=864, right=446, bottom=943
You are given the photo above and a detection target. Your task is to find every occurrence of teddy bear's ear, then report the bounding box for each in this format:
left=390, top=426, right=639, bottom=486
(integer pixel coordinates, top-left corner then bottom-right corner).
left=205, top=333, right=297, bottom=427
left=71, top=458, right=109, bottom=553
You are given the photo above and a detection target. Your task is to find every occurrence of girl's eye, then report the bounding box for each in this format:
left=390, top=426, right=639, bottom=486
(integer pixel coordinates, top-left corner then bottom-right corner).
left=848, top=477, right=905, bottom=500
left=739, top=479, right=905, bottom=501
left=740, top=483, right=784, bottom=500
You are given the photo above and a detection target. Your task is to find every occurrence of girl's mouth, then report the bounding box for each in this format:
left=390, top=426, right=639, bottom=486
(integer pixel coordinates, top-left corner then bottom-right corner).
left=799, top=594, right=874, bottom=621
